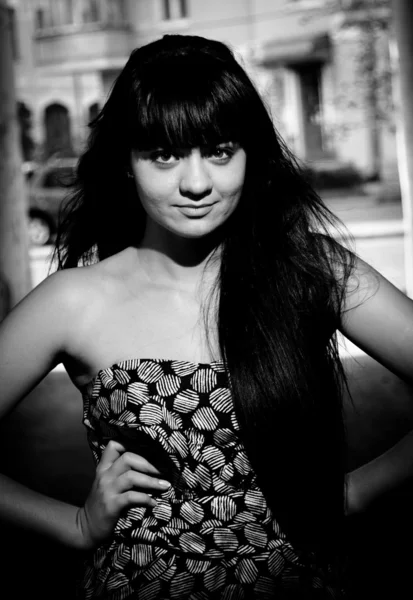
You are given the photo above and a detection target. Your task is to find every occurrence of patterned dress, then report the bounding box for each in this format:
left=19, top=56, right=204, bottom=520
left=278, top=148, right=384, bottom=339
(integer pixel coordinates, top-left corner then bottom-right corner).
left=79, top=358, right=343, bottom=599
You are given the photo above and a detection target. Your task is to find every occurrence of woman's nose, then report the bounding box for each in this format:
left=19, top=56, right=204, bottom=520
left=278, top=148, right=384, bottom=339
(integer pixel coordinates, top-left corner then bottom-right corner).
left=179, top=151, right=212, bottom=198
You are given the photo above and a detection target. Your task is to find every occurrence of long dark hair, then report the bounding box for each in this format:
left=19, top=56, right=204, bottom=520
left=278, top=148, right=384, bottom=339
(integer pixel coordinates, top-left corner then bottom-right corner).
left=55, top=34, right=355, bottom=583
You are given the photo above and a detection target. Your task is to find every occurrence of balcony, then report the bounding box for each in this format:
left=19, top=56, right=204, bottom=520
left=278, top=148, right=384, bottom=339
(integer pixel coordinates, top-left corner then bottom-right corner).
left=33, top=0, right=132, bottom=71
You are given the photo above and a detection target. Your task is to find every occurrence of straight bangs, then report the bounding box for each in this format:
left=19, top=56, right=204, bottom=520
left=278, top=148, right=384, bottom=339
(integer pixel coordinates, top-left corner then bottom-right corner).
left=129, top=69, right=246, bottom=151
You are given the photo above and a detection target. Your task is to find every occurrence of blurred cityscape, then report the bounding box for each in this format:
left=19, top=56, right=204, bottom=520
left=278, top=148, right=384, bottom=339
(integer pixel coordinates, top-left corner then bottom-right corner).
left=6, top=0, right=403, bottom=301
left=14, top=0, right=397, bottom=178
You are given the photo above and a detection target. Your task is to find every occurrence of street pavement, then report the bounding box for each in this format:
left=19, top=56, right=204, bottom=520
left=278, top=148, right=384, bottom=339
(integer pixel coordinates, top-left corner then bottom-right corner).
left=324, top=192, right=403, bottom=226
left=327, top=196, right=405, bottom=288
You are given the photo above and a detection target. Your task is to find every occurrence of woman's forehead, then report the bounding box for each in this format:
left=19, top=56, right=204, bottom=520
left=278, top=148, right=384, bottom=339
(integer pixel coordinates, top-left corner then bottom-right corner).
left=132, top=122, right=240, bottom=150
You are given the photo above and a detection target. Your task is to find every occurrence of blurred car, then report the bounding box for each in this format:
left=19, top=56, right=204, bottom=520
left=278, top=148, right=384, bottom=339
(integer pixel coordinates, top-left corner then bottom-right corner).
left=27, top=157, right=77, bottom=245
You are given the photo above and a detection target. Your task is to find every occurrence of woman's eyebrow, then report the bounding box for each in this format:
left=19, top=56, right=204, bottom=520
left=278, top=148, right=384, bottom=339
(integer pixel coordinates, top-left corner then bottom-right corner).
left=134, top=141, right=240, bottom=157
left=202, top=141, right=238, bottom=149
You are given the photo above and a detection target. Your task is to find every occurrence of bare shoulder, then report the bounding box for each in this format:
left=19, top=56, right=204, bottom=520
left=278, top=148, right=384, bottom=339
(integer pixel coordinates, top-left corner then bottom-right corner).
left=33, top=247, right=137, bottom=310
left=41, top=247, right=141, bottom=334
left=92, top=246, right=140, bottom=282
left=0, top=269, right=90, bottom=417
left=13, top=264, right=106, bottom=322
left=0, top=266, right=100, bottom=377
left=0, top=249, right=136, bottom=416
left=31, top=266, right=98, bottom=308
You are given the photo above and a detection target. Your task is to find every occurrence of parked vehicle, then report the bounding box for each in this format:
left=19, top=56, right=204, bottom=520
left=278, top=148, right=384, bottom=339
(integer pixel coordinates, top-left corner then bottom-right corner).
left=27, top=157, right=77, bottom=245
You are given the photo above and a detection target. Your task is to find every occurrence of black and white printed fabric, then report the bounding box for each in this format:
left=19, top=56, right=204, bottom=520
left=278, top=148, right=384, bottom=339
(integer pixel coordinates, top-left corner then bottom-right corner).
left=79, top=358, right=342, bottom=599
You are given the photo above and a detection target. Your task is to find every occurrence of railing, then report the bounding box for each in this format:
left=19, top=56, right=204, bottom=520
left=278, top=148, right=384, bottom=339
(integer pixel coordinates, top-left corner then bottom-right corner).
left=34, top=0, right=129, bottom=37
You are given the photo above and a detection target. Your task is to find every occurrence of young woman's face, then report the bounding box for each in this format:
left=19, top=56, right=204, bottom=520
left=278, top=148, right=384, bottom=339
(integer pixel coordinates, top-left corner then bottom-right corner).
left=130, top=142, right=246, bottom=240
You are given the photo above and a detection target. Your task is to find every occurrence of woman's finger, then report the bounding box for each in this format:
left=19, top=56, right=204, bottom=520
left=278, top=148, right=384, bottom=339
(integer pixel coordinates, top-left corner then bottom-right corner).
left=97, top=440, right=127, bottom=471
left=111, top=451, right=164, bottom=478
left=116, top=470, right=171, bottom=494
left=118, top=490, right=157, bottom=510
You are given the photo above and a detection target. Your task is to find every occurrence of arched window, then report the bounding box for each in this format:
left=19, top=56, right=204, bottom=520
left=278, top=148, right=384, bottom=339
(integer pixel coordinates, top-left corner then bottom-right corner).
left=44, top=103, right=73, bottom=157
left=87, top=102, right=100, bottom=125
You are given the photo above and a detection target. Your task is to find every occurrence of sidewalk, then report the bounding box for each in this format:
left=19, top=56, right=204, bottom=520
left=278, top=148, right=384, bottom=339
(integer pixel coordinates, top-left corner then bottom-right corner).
left=323, top=191, right=404, bottom=237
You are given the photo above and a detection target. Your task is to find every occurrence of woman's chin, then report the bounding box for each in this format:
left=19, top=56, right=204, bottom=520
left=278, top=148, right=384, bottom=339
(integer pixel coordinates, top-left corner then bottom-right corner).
left=165, top=221, right=223, bottom=241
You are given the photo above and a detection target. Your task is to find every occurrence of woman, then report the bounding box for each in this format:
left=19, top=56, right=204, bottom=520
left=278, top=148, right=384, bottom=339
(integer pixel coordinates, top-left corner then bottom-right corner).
left=0, top=34, right=412, bottom=599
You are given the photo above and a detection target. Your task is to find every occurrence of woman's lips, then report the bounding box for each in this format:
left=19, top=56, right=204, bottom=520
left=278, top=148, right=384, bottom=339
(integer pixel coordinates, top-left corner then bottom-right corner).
left=177, top=204, right=215, bottom=217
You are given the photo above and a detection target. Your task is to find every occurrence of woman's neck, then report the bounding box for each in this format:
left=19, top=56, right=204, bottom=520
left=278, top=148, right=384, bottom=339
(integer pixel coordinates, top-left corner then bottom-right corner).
left=135, top=225, right=222, bottom=290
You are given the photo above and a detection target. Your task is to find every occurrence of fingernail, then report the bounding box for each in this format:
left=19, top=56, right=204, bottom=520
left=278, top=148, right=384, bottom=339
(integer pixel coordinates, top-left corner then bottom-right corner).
left=150, top=498, right=157, bottom=507
left=158, top=479, right=171, bottom=488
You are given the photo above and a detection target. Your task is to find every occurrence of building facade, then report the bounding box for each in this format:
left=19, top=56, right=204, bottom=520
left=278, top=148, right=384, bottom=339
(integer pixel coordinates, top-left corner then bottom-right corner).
left=10, top=0, right=397, bottom=180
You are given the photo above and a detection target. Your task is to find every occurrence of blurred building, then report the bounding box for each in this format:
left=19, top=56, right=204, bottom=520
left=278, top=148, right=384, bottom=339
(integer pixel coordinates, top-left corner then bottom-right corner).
left=10, top=0, right=396, bottom=182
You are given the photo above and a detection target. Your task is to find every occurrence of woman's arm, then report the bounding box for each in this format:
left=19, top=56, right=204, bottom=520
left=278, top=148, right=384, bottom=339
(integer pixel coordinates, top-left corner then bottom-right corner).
left=339, top=257, right=413, bottom=514
left=0, top=270, right=89, bottom=546
left=0, top=271, right=169, bottom=548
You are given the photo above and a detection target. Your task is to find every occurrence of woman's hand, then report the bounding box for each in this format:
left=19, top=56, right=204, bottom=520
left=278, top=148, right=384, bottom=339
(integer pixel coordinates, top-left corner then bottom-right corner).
left=76, top=440, right=171, bottom=549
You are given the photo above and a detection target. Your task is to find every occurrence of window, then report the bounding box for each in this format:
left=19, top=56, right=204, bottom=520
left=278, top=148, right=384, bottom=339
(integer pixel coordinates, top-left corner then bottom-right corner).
left=162, top=0, right=188, bottom=21
left=106, top=0, right=127, bottom=24
left=35, top=0, right=75, bottom=30
left=35, top=8, right=45, bottom=30
left=62, top=0, right=74, bottom=25
left=44, top=103, right=73, bottom=157
left=34, top=0, right=126, bottom=31
left=83, top=0, right=101, bottom=24
left=297, top=63, right=329, bottom=160
left=3, top=8, right=19, bottom=59
left=34, top=1, right=51, bottom=30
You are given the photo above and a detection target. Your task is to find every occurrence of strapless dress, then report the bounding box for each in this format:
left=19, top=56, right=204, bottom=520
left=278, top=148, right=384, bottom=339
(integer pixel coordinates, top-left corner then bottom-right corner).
left=79, top=358, right=343, bottom=599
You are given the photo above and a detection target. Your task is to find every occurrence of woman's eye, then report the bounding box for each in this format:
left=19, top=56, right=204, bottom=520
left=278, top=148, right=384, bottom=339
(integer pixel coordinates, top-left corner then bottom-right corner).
left=209, top=147, right=232, bottom=161
left=151, top=151, right=178, bottom=164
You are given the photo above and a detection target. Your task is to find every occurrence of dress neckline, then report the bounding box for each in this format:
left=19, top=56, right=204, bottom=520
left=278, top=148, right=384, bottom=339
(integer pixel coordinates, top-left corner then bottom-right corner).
left=80, top=357, right=226, bottom=392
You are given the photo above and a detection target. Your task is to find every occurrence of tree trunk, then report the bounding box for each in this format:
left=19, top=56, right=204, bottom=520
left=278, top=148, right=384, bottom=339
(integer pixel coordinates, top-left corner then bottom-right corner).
left=364, top=21, right=382, bottom=180
left=392, top=0, right=413, bottom=297
left=0, top=1, right=31, bottom=320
